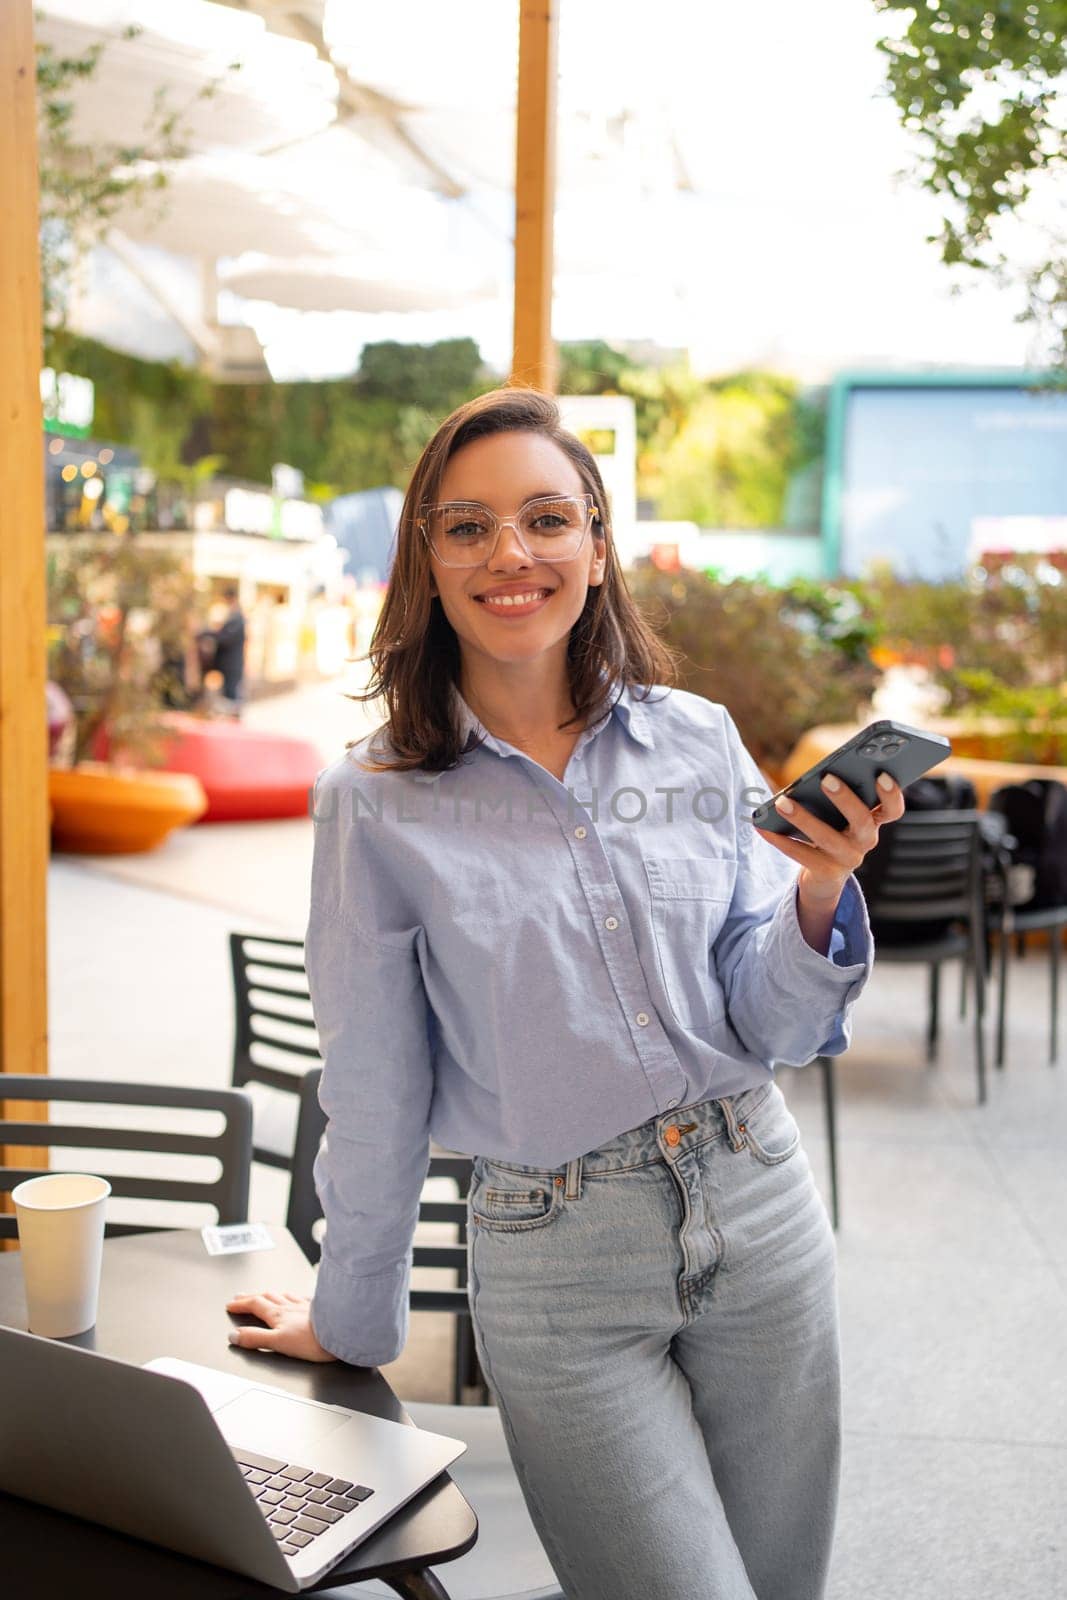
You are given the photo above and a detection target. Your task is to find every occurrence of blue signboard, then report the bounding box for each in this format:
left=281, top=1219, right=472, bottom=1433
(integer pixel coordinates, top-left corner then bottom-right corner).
left=823, top=373, right=1067, bottom=579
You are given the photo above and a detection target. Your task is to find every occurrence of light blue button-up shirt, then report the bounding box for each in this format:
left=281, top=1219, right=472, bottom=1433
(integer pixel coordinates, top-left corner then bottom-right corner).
left=305, top=681, right=873, bottom=1365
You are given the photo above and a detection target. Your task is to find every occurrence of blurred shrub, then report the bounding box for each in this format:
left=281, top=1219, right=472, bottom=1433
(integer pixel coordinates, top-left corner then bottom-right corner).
left=628, top=568, right=879, bottom=774
left=936, top=672, right=1067, bottom=765
left=47, top=535, right=201, bottom=767
left=631, top=560, right=1066, bottom=773
left=857, top=556, right=1067, bottom=763
left=210, top=339, right=490, bottom=491
left=557, top=346, right=825, bottom=529
left=47, top=336, right=491, bottom=498
left=654, top=373, right=824, bottom=529
left=858, top=556, right=1067, bottom=696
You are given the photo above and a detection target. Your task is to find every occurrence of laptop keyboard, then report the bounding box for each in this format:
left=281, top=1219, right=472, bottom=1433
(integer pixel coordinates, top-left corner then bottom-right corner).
left=233, top=1447, right=375, bottom=1559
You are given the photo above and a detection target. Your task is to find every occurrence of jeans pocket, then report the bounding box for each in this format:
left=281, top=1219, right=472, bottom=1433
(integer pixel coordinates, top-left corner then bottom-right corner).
left=470, top=1164, right=565, bottom=1233
left=741, top=1086, right=801, bottom=1166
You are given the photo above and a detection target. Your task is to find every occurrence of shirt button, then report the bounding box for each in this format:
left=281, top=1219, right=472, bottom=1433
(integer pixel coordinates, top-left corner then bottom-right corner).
left=574, top=826, right=587, bottom=840
left=666, top=1098, right=679, bottom=1109
left=635, top=1011, right=650, bottom=1027
left=604, top=916, right=619, bottom=931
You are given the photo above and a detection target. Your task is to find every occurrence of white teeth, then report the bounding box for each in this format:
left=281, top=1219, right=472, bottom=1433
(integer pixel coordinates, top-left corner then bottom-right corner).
left=480, top=589, right=549, bottom=607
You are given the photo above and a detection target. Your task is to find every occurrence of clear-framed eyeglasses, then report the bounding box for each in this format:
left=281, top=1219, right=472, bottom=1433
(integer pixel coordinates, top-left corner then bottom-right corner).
left=417, top=493, right=600, bottom=568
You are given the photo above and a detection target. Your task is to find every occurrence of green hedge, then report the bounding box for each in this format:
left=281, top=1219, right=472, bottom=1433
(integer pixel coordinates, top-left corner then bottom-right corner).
left=48, top=333, right=824, bottom=526
left=46, top=333, right=491, bottom=496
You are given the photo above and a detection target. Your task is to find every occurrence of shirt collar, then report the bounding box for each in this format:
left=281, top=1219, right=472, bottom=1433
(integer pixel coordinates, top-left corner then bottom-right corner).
left=413, top=675, right=655, bottom=782
left=612, top=681, right=656, bottom=749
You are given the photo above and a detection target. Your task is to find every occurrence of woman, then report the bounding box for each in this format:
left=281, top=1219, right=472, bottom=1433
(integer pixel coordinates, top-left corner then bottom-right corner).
left=226, top=388, right=902, bottom=1600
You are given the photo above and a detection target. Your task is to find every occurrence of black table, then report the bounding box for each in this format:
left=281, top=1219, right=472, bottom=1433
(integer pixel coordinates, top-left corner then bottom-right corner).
left=0, top=1226, right=476, bottom=1598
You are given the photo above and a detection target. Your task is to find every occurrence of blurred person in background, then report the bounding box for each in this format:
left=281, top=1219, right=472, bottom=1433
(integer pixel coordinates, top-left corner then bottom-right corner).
left=212, top=585, right=247, bottom=717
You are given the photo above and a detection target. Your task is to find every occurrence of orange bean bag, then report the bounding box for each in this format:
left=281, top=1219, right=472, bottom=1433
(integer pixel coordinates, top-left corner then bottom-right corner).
left=49, top=765, right=208, bottom=854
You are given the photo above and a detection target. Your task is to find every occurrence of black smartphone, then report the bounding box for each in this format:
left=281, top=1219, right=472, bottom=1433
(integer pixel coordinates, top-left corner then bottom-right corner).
left=750, top=720, right=952, bottom=842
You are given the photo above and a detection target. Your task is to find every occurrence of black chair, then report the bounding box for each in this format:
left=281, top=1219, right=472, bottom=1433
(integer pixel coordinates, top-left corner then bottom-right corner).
left=994, top=903, right=1066, bottom=1068
left=854, top=811, right=989, bottom=1104
left=0, top=1077, right=252, bottom=1238
left=894, top=773, right=985, bottom=1024
left=230, top=932, right=484, bottom=1406
left=986, top=782, right=1067, bottom=1068
left=229, top=932, right=321, bottom=1169
left=284, top=1066, right=485, bottom=1408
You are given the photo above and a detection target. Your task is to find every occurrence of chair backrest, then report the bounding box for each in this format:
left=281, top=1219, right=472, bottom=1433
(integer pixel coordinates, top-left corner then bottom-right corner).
left=0, top=1077, right=252, bottom=1240
left=856, top=810, right=985, bottom=927
left=988, top=779, right=1067, bottom=911
left=230, top=932, right=321, bottom=1167
left=903, top=774, right=979, bottom=812
left=285, top=1066, right=473, bottom=1314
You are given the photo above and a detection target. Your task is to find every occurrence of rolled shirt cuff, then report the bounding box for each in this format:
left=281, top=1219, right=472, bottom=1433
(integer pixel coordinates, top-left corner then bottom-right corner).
left=781, top=873, right=872, bottom=1002
left=310, top=1252, right=411, bottom=1368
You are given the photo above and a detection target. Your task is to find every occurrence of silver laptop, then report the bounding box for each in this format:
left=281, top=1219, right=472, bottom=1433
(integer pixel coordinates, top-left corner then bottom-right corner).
left=0, top=1326, right=466, bottom=1593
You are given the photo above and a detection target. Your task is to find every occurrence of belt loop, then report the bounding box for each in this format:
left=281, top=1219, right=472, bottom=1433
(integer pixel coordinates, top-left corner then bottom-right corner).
left=564, top=1155, right=582, bottom=1201
left=719, top=1096, right=747, bottom=1153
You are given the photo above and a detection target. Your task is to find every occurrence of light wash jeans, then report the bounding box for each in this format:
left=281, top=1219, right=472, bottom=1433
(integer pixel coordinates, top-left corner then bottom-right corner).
left=466, top=1081, right=841, bottom=1600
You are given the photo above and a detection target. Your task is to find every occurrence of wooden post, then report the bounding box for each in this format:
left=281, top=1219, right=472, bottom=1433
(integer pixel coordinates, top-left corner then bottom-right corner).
left=1, top=0, right=50, bottom=1226
left=511, top=0, right=559, bottom=394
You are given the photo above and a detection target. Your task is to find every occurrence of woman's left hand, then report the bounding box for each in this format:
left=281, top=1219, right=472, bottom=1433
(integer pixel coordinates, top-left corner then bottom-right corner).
left=753, top=771, right=906, bottom=952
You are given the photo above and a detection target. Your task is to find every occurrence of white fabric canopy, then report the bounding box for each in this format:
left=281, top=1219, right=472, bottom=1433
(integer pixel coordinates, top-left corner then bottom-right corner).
left=37, top=0, right=1033, bottom=381
left=220, top=255, right=497, bottom=314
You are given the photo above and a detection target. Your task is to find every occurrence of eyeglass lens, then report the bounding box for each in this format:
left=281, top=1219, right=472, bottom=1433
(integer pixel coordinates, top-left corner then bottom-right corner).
left=425, top=497, right=589, bottom=566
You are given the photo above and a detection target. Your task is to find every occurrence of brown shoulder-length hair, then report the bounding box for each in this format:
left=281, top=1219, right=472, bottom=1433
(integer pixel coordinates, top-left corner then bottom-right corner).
left=346, top=386, right=681, bottom=773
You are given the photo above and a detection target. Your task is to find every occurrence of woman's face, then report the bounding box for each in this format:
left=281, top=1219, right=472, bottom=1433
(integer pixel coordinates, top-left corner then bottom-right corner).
left=427, top=430, right=606, bottom=672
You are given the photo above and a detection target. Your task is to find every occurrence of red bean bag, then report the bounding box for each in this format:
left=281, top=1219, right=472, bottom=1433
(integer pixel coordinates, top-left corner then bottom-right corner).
left=155, top=714, right=322, bottom=822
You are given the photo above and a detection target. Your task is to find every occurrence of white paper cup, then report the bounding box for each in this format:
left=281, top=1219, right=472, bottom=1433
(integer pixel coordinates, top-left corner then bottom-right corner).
left=12, top=1172, right=111, bottom=1337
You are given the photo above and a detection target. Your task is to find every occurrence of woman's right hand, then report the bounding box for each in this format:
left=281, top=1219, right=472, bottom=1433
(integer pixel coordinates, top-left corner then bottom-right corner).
left=225, top=1291, right=338, bottom=1363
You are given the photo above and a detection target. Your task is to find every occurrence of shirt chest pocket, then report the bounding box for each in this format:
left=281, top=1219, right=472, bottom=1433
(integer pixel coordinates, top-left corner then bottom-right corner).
left=643, top=855, right=738, bottom=1030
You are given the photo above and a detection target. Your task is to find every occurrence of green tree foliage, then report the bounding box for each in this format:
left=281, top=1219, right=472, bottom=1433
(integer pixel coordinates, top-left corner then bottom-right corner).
left=49, top=333, right=213, bottom=463
left=873, top=0, right=1067, bottom=359
left=557, top=339, right=640, bottom=395
left=43, top=335, right=489, bottom=495
left=558, top=341, right=700, bottom=505
left=210, top=338, right=491, bottom=493
left=656, top=373, right=823, bottom=528
left=557, top=343, right=824, bottom=527
left=357, top=338, right=484, bottom=405
left=59, top=325, right=820, bottom=523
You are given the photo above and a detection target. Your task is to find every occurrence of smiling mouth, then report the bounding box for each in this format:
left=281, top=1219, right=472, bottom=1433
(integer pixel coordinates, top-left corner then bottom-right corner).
left=473, top=588, right=554, bottom=611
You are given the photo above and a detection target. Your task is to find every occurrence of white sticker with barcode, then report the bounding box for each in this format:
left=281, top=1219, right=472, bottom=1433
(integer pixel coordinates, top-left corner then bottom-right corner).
left=201, top=1223, right=276, bottom=1256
